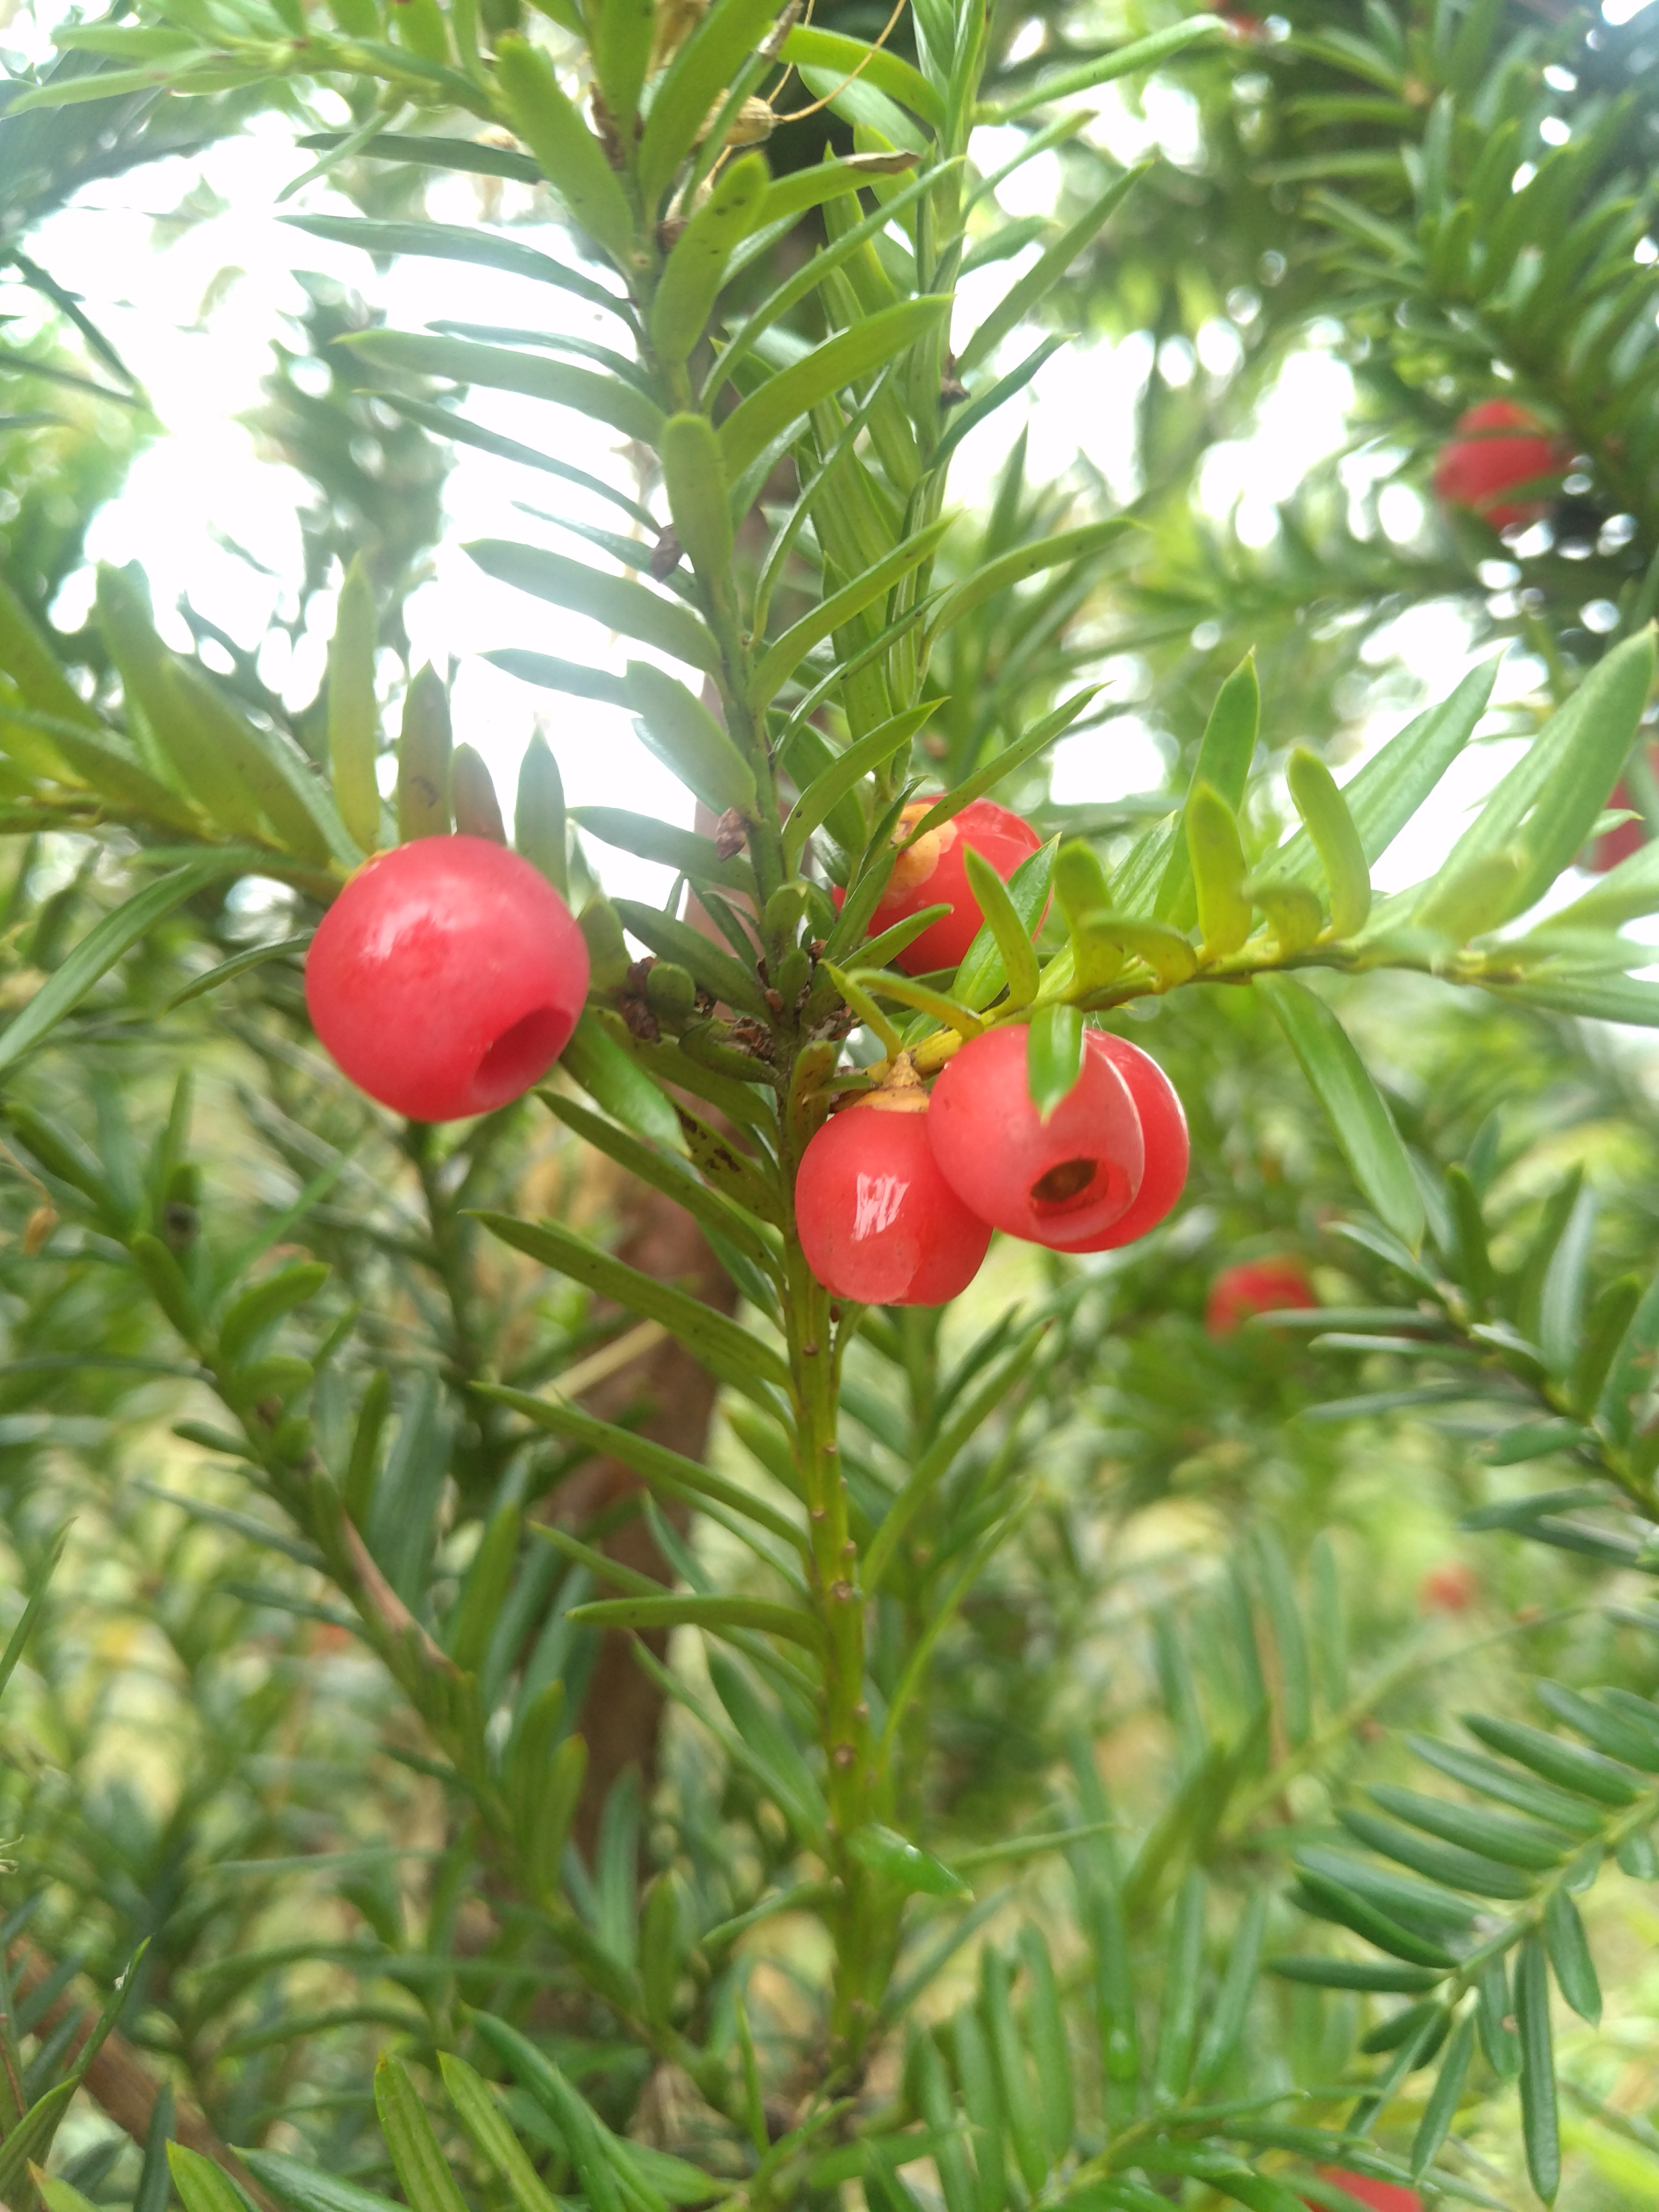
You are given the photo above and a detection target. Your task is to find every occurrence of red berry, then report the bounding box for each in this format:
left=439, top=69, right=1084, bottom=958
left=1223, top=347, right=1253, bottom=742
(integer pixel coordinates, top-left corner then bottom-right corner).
left=1205, top=1257, right=1316, bottom=1338
left=836, top=797, right=1042, bottom=975
left=796, top=1092, right=991, bottom=1305
left=1419, top=1561, right=1478, bottom=1614
left=1046, top=1035, right=1189, bottom=1251
left=1308, top=2171, right=1421, bottom=2212
left=1432, top=399, right=1566, bottom=531
left=306, top=835, right=589, bottom=1122
left=928, top=1026, right=1145, bottom=1247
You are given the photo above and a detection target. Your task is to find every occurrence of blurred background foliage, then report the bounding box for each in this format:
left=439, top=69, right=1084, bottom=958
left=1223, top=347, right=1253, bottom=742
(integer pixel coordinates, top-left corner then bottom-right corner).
left=2, top=0, right=1659, bottom=2206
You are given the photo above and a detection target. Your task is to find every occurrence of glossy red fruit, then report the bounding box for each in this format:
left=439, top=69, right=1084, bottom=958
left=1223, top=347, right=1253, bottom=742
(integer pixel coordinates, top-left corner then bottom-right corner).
left=796, top=1092, right=992, bottom=1305
left=929, top=1026, right=1145, bottom=1247
left=307, top=834, right=589, bottom=1122
left=1046, top=1035, right=1189, bottom=1251
left=1205, top=1257, right=1316, bottom=1338
left=1306, top=2171, right=1422, bottom=2212
left=1432, top=399, right=1566, bottom=531
left=838, top=796, right=1042, bottom=976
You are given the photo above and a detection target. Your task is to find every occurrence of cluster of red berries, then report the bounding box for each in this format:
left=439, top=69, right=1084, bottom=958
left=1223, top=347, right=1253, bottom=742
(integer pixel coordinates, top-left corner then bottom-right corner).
left=797, top=1028, right=1189, bottom=1306
left=1432, top=399, right=1568, bottom=532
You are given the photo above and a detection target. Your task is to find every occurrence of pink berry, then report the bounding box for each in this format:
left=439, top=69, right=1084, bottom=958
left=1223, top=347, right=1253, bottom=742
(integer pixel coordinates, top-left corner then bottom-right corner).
left=928, top=1026, right=1145, bottom=1247
left=796, top=1093, right=991, bottom=1305
left=306, top=834, right=589, bottom=1122
left=1045, top=1035, right=1189, bottom=1251
left=836, top=796, right=1042, bottom=975
left=1432, top=399, right=1566, bottom=531
left=1205, top=1257, right=1316, bottom=1338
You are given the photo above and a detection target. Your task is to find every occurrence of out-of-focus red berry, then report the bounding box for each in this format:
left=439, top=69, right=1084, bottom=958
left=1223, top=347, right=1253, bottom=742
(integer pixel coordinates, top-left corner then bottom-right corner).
left=929, top=1026, right=1145, bottom=1247
left=306, top=834, right=588, bottom=1122
left=1307, top=2170, right=1422, bottom=2212
left=836, top=796, right=1042, bottom=976
left=1206, top=1256, right=1316, bottom=1337
left=1047, top=1035, right=1189, bottom=1250
left=1432, top=399, right=1567, bottom=531
left=1420, top=1561, right=1478, bottom=1613
left=796, top=1091, right=991, bottom=1305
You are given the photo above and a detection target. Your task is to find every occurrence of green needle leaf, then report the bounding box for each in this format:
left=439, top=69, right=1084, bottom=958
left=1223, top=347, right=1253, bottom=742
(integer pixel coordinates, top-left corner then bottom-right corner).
left=1256, top=973, right=1425, bottom=1251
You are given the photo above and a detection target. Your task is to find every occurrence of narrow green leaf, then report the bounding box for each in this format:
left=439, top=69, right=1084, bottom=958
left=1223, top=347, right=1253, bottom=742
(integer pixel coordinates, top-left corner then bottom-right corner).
left=1194, top=1890, right=1268, bottom=2088
left=782, top=703, right=933, bottom=858
left=848, top=1824, right=970, bottom=1897
left=569, top=1593, right=823, bottom=1652
left=1158, top=654, right=1258, bottom=922
left=1151, top=1872, right=1206, bottom=2104
left=346, top=330, right=664, bottom=447
left=438, top=2056, right=560, bottom=2212
left=750, top=518, right=952, bottom=709
left=719, top=297, right=951, bottom=484
left=166, top=2148, right=259, bottom=2212
left=328, top=555, right=381, bottom=854
left=283, top=213, right=625, bottom=316
left=375, top=2055, right=469, bottom=2212
left=1515, top=1933, right=1560, bottom=2203
left=1256, top=974, right=1425, bottom=1251
left=467, top=541, right=721, bottom=675
left=1026, top=1002, right=1083, bottom=1119
left=0, top=1525, right=64, bottom=1704
left=660, top=412, right=734, bottom=585
left=779, top=24, right=940, bottom=122
left=1543, top=1888, right=1600, bottom=2025
left=0, top=854, right=255, bottom=1079
left=963, top=845, right=1040, bottom=1003
left=624, top=662, right=757, bottom=816
left=1287, top=747, right=1371, bottom=938
left=494, top=34, right=635, bottom=264
left=398, top=665, right=452, bottom=840
left=1185, top=782, right=1253, bottom=958
left=1505, top=628, right=1656, bottom=920
left=927, top=521, right=1136, bottom=643
left=537, top=1092, right=778, bottom=1280
left=611, top=896, right=768, bottom=1015
left=239, top=2147, right=404, bottom=2212
left=651, top=153, right=769, bottom=365
left=640, top=0, right=785, bottom=214
left=958, top=170, right=1144, bottom=373
left=471, top=1211, right=790, bottom=1402
left=989, top=16, right=1224, bottom=116
left=1409, top=2008, right=1474, bottom=2179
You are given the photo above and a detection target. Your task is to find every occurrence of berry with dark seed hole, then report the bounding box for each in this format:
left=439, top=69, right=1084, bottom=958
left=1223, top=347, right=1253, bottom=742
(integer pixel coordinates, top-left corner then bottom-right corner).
left=796, top=1092, right=991, bottom=1305
left=306, top=834, right=588, bottom=1122
left=928, top=1026, right=1145, bottom=1247
left=836, top=796, right=1041, bottom=975
left=1045, top=1035, right=1189, bottom=1250
left=1432, top=399, right=1567, bottom=531
left=1205, top=1256, right=1316, bottom=1337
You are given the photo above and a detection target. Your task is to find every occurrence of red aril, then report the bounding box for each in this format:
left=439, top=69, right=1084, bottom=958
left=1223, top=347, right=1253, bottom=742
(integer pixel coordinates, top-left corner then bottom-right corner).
left=1046, top=1035, right=1188, bottom=1250
left=1431, top=399, right=1566, bottom=531
left=1205, top=1257, right=1316, bottom=1337
left=796, top=1092, right=991, bottom=1305
left=1419, top=1561, right=1478, bottom=1614
left=838, top=796, right=1041, bottom=976
left=1307, top=2171, right=1421, bottom=2212
left=307, top=834, right=589, bottom=1122
left=928, top=1026, right=1145, bottom=1247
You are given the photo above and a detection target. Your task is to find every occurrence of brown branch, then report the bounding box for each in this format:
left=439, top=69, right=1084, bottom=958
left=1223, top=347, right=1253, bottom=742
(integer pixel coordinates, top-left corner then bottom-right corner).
left=8, top=1943, right=279, bottom=2212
